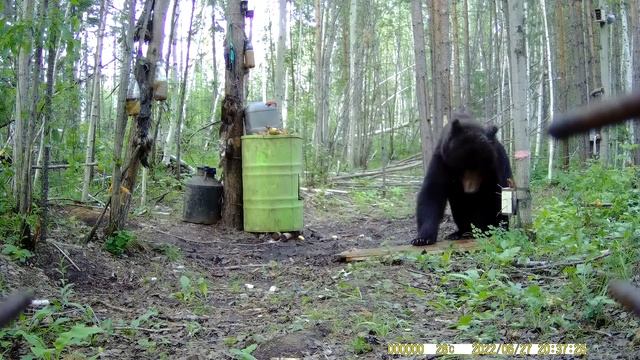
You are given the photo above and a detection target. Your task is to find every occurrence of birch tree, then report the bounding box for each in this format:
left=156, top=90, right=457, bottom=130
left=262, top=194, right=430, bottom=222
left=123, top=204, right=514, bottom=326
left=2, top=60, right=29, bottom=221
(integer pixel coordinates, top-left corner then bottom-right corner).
left=505, top=0, right=532, bottom=228
left=630, top=0, right=640, bottom=165
left=175, top=0, right=197, bottom=180
left=274, top=0, right=287, bottom=125
left=430, top=0, right=451, bottom=137
left=410, top=0, right=432, bottom=171
left=347, top=0, right=363, bottom=168
left=108, top=0, right=137, bottom=236
left=162, top=0, right=180, bottom=164
left=109, top=0, right=170, bottom=233
left=81, top=0, right=109, bottom=202
left=541, top=0, right=555, bottom=179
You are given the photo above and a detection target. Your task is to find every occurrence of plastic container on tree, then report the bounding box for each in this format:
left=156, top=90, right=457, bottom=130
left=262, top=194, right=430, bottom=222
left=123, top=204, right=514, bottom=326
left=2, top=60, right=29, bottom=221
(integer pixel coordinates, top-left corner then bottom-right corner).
left=244, top=40, right=255, bottom=69
left=126, top=77, right=140, bottom=116
left=153, top=60, right=168, bottom=101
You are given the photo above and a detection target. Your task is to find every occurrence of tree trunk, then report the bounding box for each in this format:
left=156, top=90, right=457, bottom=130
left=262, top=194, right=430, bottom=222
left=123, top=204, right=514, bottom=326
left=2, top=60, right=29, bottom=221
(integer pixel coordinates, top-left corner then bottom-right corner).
left=552, top=1, right=570, bottom=170
left=175, top=0, right=196, bottom=180
left=505, top=0, right=532, bottom=229
left=81, top=0, right=109, bottom=202
left=410, top=0, right=432, bottom=172
left=220, top=0, right=247, bottom=229
left=534, top=49, right=543, bottom=165
left=541, top=0, right=555, bottom=180
left=451, top=1, right=461, bottom=109
left=431, top=0, right=451, bottom=137
left=205, top=0, right=220, bottom=151
left=33, top=1, right=65, bottom=185
left=313, top=0, right=326, bottom=149
left=567, top=0, right=590, bottom=163
left=13, top=0, right=33, bottom=214
left=275, top=0, right=287, bottom=125
left=108, top=0, right=136, bottom=235
left=347, top=0, right=362, bottom=168
left=462, top=0, right=471, bottom=108
left=109, top=0, right=170, bottom=233
left=631, top=0, right=640, bottom=165
left=162, top=0, right=180, bottom=164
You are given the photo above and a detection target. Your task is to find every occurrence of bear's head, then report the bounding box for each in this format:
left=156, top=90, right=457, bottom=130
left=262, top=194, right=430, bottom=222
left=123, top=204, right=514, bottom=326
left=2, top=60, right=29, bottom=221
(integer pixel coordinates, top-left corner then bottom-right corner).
left=441, top=119, right=499, bottom=193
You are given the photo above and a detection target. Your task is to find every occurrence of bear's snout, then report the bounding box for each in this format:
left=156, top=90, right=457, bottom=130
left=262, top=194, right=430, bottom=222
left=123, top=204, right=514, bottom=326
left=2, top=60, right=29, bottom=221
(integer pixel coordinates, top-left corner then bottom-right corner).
left=462, top=170, right=482, bottom=193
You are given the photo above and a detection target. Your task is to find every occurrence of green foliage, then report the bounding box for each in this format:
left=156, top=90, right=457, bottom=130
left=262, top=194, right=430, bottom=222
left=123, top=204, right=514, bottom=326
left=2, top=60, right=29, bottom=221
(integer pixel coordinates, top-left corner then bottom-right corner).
left=158, top=244, right=182, bottom=262
left=355, top=313, right=403, bottom=337
left=1, top=243, right=33, bottom=263
left=131, top=308, right=158, bottom=329
left=173, top=275, right=209, bottom=303
left=0, top=280, right=107, bottom=359
left=229, top=343, right=257, bottom=360
left=418, top=163, right=640, bottom=341
left=351, top=335, right=373, bottom=354
left=104, top=231, right=136, bottom=256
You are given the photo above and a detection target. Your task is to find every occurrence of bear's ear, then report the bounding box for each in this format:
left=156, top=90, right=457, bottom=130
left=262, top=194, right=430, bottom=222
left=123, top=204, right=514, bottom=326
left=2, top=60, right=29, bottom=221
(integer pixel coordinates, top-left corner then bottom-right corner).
left=486, top=125, right=499, bottom=139
left=451, top=119, right=463, bottom=134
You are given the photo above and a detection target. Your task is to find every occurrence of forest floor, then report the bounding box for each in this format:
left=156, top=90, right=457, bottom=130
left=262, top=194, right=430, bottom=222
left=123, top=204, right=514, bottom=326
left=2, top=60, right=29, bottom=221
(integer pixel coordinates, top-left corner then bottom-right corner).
left=1, top=182, right=640, bottom=359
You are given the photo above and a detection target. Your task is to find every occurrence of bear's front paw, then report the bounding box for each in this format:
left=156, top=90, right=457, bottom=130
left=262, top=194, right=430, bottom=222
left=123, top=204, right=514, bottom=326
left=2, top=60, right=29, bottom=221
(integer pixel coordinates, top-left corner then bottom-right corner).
left=411, top=237, right=437, bottom=246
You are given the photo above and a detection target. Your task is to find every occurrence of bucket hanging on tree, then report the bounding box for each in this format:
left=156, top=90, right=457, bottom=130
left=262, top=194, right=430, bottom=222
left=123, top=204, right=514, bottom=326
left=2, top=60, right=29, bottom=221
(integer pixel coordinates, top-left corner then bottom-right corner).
left=126, top=76, right=140, bottom=116
left=244, top=7, right=255, bottom=69
left=153, top=60, right=168, bottom=101
left=244, top=40, right=255, bottom=69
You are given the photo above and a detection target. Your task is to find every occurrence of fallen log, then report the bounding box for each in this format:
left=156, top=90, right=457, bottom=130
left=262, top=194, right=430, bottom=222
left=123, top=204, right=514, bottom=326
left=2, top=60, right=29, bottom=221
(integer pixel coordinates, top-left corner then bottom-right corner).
left=336, top=239, right=477, bottom=262
left=331, top=160, right=422, bottom=181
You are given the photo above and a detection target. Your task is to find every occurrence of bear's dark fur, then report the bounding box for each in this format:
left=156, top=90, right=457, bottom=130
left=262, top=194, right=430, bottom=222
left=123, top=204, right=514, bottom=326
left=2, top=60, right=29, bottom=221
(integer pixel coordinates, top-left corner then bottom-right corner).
left=412, top=114, right=512, bottom=246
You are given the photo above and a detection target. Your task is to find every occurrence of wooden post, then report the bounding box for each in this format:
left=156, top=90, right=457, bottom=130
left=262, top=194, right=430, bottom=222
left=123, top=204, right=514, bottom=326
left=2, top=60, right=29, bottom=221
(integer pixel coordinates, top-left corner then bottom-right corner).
left=220, top=0, right=247, bottom=229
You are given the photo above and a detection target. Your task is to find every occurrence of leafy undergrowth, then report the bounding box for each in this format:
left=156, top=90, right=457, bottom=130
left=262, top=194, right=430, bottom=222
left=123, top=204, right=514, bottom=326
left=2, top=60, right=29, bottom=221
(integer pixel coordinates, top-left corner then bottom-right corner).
left=406, top=163, right=640, bottom=344
left=1, top=164, right=639, bottom=359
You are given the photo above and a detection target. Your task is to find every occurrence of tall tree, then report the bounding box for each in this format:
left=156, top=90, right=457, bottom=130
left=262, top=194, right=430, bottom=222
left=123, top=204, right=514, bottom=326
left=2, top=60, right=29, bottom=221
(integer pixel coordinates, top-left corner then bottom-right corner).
left=451, top=1, right=461, bottom=109
left=204, top=0, right=220, bottom=151
left=430, top=0, right=451, bottom=138
left=541, top=0, right=555, bottom=179
left=505, top=0, right=532, bottom=228
left=462, top=0, right=471, bottom=108
left=220, top=0, right=247, bottom=229
left=175, top=0, right=197, bottom=180
left=410, top=0, right=432, bottom=171
left=347, top=0, right=363, bottom=168
left=109, top=0, right=170, bottom=232
left=275, top=0, right=287, bottom=125
left=81, top=0, right=109, bottom=202
left=567, top=0, right=590, bottom=163
left=161, top=0, right=180, bottom=164
left=109, top=0, right=137, bottom=235
left=631, top=0, right=640, bottom=165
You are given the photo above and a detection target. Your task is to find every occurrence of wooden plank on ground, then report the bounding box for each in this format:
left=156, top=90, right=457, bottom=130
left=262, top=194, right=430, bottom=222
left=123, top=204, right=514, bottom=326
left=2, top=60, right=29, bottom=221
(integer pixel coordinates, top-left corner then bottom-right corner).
left=336, top=239, right=477, bottom=262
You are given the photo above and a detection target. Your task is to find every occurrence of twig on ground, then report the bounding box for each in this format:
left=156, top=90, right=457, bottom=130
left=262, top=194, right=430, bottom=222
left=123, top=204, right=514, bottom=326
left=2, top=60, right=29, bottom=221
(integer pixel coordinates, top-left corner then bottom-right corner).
left=158, top=314, right=210, bottom=322
left=214, top=263, right=270, bottom=271
left=114, top=326, right=177, bottom=333
left=404, top=268, right=434, bottom=278
left=522, top=250, right=611, bottom=271
left=48, top=240, right=82, bottom=271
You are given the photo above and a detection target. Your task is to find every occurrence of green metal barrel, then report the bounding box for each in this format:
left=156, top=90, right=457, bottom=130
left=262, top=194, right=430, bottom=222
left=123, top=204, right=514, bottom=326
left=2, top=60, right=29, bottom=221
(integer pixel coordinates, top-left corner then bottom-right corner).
left=241, top=134, right=303, bottom=232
